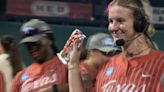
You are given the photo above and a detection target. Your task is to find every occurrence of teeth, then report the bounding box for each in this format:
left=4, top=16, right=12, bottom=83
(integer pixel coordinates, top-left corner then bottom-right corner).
left=111, top=30, right=118, bottom=34
left=115, top=30, right=125, bottom=34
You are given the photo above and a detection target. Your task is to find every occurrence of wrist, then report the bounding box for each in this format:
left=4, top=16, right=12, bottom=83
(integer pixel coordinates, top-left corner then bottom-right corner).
left=68, top=62, right=79, bottom=70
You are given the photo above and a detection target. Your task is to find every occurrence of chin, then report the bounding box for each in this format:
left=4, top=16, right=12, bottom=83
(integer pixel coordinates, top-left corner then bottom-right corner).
left=114, top=38, right=121, bottom=41
left=33, top=58, right=44, bottom=64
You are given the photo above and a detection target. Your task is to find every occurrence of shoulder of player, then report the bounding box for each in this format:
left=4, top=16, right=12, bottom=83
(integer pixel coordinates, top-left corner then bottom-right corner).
left=47, top=56, right=62, bottom=64
left=44, top=56, right=68, bottom=70
left=41, top=56, right=61, bottom=66
left=105, top=53, right=122, bottom=64
left=13, top=64, right=37, bottom=80
left=97, top=53, right=122, bottom=71
left=160, top=50, right=164, bottom=57
left=11, top=69, right=25, bottom=84
left=154, top=50, right=164, bottom=62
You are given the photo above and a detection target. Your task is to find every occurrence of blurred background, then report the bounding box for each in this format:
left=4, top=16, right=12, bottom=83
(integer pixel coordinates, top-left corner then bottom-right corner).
left=0, top=0, right=163, bottom=65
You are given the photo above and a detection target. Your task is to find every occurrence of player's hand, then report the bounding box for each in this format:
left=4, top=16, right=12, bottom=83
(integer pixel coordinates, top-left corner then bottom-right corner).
left=69, top=39, right=83, bottom=65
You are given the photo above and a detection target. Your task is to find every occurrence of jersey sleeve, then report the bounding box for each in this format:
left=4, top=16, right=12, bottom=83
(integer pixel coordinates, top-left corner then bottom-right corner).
left=0, top=71, right=5, bottom=92
left=160, top=58, right=164, bottom=91
left=159, top=52, right=164, bottom=91
left=48, top=58, right=68, bottom=84
left=51, top=59, right=69, bottom=92
left=56, top=61, right=68, bottom=84
left=10, top=70, right=24, bottom=92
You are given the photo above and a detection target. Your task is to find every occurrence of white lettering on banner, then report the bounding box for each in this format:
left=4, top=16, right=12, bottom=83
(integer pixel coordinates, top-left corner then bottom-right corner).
left=152, top=7, right=164, bottom=24
left=31, top=1, right=70, bottom=17
left=101, top=80, right=146, bottom=92
left=21, top=73, right=57, bottom=92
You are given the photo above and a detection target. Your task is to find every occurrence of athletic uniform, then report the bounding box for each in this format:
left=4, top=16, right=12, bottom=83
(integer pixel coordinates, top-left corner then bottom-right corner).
left=0, top=71, right=5, bottom=92
left=96, top=50, right=164, bottom=92
left=11, top=56, right=67, bottom=92
left=80, top=62, right=95, bottom=79
left=80, top=61, right=97, bottom=92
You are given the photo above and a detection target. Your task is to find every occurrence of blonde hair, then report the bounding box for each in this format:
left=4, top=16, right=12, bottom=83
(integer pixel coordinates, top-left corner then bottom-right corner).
left=108, top=0, right=155, bottom=37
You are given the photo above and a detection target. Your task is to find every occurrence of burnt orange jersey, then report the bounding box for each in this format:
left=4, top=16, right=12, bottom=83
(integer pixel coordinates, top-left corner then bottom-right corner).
left=11, top=56, right=68, bottom=92
left=96, top=50, right=164, bottom=92
left=80, top=61, right=98, bottom=92
left=0, top=71, right=5, bottom=92
left=80, top=62, right=93, bottom=78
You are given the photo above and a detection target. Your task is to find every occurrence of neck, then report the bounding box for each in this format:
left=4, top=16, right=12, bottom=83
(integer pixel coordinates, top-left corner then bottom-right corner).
left=47, top=48, right=55, bottom=59
left=39, top=49, right=54, bottom=64
left=122, top=34, right=154, bottom=59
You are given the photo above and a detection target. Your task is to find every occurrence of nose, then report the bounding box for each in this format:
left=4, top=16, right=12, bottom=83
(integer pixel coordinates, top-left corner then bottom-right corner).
left=108, top=21, right=119, bottom=33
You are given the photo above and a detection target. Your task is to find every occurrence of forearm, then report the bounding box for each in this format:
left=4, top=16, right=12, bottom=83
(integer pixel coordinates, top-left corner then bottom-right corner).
left=68, top=64, right=85, bottom=92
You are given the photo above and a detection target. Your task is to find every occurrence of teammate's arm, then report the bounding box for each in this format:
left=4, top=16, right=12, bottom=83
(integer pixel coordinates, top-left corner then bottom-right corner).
left=10, top=71, right=24, bottom=92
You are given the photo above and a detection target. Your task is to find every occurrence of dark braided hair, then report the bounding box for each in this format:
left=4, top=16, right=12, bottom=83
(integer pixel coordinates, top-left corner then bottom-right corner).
left=1, top=35, right=23, bottom=77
